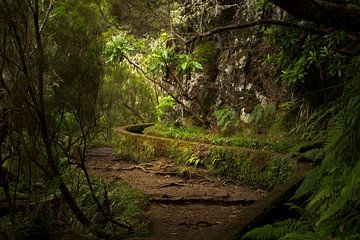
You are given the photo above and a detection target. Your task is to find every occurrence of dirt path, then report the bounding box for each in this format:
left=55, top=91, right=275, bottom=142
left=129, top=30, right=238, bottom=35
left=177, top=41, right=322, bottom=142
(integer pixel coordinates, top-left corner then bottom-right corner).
left=86, top=148, right=267, bottom=240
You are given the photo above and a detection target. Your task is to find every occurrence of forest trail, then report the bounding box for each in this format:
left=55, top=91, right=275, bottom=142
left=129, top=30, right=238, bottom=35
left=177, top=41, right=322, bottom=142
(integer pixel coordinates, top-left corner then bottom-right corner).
left=86, top=148, right=267, bottom=240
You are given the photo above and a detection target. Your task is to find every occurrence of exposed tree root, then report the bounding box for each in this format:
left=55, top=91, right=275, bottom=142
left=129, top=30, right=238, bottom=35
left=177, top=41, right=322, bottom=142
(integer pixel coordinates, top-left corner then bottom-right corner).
left=153, top=171, right=179, bottom=176
left=139, top=163, right=155, bottom=167
left=155, top=182, right=186, bottom=188
left=196, top=221, right=214, bottom=227
left=159, top=164, right=175, bottom=169
left=114, top=166, right=150, bottom=173
left=188, top=178, right=216, bottom=184
left=178, top=221, right=216, bottom=228
left=149, top=196, right=255, bottom=206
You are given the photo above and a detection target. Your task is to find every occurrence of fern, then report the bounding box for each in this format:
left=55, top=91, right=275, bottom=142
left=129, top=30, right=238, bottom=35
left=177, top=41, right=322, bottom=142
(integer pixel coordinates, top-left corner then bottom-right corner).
left=244, top=56, right=360, bottom=239
left=292, top=166, right=322, bottom=199
left=306, top=187, right=333, bottom=210
left=242, top=219, right=305, bottom=240
left=213, top=106, right=239, bottom=133
left=280, top=232, right=319, bottom=240
left=250, top=103, right=276, bottom=124
left=318, top=158, right=360, bottom=225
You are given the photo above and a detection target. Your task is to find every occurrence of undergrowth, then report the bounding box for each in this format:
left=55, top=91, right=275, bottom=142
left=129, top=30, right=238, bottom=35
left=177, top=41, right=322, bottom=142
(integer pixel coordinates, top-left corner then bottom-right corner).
left=206, top=147, right=296, bottom=188
left=240, top=57, right=360, bottom=239
left=0, top=168, right=150, bottom=239
left=66, top=171, right=150, bottom=238
left=169, top=144, right=295, bottom=189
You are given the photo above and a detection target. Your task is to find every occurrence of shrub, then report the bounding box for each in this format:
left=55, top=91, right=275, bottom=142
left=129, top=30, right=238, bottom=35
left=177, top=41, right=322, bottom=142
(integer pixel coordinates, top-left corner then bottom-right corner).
left=156, top=96, right=175, bottom=122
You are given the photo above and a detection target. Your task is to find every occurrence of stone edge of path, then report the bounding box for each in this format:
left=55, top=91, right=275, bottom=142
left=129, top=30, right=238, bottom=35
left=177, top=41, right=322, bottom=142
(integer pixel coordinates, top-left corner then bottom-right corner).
left=216, top=163, right=311, bottom=240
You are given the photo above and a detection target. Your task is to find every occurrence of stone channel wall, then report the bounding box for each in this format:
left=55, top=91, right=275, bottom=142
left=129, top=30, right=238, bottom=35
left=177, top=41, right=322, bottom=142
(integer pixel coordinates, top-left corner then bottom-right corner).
left=115, top=124, right=297, bottom=189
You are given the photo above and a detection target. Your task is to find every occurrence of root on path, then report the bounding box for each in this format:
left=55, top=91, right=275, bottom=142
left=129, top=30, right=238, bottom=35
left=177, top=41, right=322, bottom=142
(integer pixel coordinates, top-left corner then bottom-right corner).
left=149, top=196, right=255, bottom=206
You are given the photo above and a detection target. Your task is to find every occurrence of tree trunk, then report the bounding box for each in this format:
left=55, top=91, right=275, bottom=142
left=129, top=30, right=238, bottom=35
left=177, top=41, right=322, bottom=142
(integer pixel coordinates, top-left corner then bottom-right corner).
left=270, top=0, right=360, bottom=32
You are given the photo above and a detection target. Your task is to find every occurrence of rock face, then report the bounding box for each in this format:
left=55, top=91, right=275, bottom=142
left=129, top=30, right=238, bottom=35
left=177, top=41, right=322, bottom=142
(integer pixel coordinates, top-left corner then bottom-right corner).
left=179, top=0, right=288, bottom=123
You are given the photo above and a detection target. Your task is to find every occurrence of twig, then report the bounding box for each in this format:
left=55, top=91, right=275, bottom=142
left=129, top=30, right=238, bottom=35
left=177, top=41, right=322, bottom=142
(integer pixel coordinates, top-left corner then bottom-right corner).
left=121, top=101, right=145, bottom=122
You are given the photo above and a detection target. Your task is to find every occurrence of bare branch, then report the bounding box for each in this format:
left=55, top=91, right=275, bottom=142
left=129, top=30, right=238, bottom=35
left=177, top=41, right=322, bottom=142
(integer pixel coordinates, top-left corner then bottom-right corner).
left=39, top=0, right=55, bottom=34
left=0, top=31, right=11, bottom=93
left=26, top=0, right=35, bottom=15
left=121, top=101, right=145, bottom=122
left=185, top=19, right=333, bottom=44
left=123, top=55, right=207, bottom=125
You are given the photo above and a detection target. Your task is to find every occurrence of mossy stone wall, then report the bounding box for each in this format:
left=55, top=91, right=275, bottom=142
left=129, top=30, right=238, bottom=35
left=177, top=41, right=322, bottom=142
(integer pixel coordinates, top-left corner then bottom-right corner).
left=114, top=124, right=296, bottom=189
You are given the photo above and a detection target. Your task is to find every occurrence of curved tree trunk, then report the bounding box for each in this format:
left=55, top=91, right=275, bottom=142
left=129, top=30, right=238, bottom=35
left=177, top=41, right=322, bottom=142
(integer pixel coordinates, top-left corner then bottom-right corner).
left=270, top=0, right=360, bottom=32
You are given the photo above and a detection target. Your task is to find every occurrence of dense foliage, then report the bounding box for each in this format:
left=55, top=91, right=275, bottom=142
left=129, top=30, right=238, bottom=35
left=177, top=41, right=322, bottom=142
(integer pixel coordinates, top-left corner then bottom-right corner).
left=0, top=0, right=359, bottom=239
left=0, top=1, right=150, bottom=238
left=240, top=1, right=360, bottom=239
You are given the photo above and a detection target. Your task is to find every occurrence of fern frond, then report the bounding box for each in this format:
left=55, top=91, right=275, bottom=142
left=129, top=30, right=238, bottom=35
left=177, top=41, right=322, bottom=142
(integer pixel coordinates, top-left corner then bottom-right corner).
left=280, top=232, right=318, bottom=240
left=293, top=167, right=321, bottom=199
left=322, top=115, right=343, bottom=154
left=306, top=187, right=333, bottom=210
left=242, top=219, right=303, bottom=240
left=318, top=158, right=360, bottom=225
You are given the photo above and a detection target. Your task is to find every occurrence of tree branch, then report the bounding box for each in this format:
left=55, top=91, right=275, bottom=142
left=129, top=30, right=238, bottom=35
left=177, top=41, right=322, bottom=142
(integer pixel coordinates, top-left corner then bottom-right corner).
left=121, top=100, right=145, bottom=122
left=0, top=54, right=22, bottom=72
left=122, top=55, right=207, bottom=125
left=185, top=19, right=332, bottom=43
left=39, top=0, right=55, bottom=34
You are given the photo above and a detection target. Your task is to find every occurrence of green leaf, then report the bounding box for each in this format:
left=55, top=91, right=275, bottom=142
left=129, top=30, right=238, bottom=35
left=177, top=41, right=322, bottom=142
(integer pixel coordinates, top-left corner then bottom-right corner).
left=181, top=61, right=188, bottom=70
left=192, top=61, right=203, bottom=70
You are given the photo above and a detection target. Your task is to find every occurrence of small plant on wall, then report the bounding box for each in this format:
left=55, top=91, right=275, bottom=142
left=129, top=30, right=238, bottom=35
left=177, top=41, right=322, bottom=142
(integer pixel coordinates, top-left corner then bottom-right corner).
left=156, top=96, right=176, bottom=122
left=213, top=106, right=240, bottom=135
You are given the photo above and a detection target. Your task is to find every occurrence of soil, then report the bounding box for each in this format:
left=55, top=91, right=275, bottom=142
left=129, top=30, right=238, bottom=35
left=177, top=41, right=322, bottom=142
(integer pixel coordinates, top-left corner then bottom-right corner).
left=86, top=148, right=267, bottom=240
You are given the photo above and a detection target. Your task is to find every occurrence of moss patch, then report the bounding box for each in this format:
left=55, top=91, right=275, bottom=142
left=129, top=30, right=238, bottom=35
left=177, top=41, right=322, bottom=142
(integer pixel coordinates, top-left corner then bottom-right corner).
left=144, top=124, right=295, bottom=154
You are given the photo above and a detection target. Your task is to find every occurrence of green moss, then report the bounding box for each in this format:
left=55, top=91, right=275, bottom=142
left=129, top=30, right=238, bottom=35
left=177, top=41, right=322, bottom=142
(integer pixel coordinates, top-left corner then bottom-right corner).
left=113, top=135, right=155, bottom=162
left=160, top=139, right=295, bottom=188
left=193, top=40, right=218, bottom=65
left=145, top=124, right=295, bottom=153
left=206, top=147, right=296, bottom=188
left=119, top=124, right=297, bottom=189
